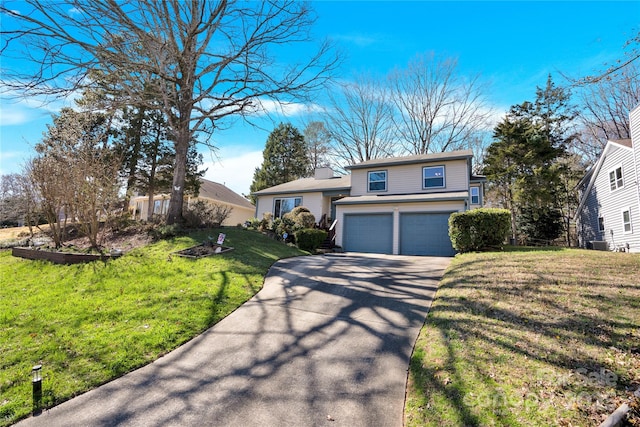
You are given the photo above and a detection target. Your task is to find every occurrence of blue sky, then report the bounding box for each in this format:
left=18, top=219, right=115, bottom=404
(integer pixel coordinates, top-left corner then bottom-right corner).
left=1, top=1, right=638, bottom=196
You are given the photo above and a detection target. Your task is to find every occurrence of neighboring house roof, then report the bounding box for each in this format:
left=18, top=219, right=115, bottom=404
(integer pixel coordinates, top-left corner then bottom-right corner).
left=335, top=191, right=469, bottom=205
left=252, top=175, right=351, bottom=195
left=575, top=139, right=634, bottom=217
left=346, top=150, right=474, bottom=170
left=198, top=179, right=254, bottom=209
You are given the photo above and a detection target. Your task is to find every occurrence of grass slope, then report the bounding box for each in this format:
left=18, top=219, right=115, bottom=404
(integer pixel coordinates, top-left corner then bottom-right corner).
left=405, top=248, right=640, bottom=427
left=0, top=228, right=306, bottom=426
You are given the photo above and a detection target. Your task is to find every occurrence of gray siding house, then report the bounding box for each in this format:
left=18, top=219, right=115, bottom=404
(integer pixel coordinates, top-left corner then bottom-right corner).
left=575, top=104, right=640, bottom=252
left=254, top=150, right=485, bottom=257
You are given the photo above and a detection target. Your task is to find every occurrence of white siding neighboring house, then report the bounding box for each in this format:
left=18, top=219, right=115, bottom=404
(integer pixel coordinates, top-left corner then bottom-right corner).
left=253, top=150, right=485, bottom=256
left=130, top=178, right=255, bottom=226
left=576, top=104, right=640, bottom=252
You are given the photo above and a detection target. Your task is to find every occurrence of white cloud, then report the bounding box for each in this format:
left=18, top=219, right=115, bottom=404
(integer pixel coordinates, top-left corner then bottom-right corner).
left=252, top=98, right=325, bottom=117
left=202, top=150, right=263, bottom=197
left=0, top=108, right=30, bottom=126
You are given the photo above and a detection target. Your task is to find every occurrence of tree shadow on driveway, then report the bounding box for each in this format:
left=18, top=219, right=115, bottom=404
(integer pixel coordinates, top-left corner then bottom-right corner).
left=18, top=254, right=451, bottom=427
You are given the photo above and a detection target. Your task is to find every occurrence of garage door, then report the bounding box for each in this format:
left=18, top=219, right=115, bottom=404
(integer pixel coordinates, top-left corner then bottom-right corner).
left=343, top=213, right=393, bottom=254
left=400, top=212, right=455, bottom=256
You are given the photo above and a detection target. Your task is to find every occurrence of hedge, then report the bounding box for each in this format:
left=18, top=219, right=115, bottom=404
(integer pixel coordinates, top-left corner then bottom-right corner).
left=449, top=208, right=511, bottom=253
left=295, top=228, right=328, bottom=252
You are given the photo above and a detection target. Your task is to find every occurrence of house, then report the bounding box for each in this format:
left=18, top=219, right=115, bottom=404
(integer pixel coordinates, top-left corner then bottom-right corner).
left=130, top=178, right=255, bottom=226
left=575, top=104, right=640, bottom=252
left=254, top=150, right=485, bottom=256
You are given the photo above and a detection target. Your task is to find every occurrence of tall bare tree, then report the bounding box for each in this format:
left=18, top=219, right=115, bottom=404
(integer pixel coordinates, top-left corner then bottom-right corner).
left=324, top=76, right=397, bottom=166
left=1, top=0, right=338, bottom=224
left=574, top=62, right=640, bottom=162
left=389, top=53, right=492, bottom=154
left=303, top=121, right=331, bottom=169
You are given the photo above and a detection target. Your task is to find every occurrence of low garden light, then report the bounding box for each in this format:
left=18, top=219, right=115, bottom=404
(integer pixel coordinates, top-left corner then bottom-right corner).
left=32, top=364, right=42, bottom=414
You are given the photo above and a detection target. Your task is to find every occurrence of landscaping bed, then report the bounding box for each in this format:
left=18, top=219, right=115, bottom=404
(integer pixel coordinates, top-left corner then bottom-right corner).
left=12, top=247, right=123, bottom=264
left=174, top=243, right=234, bottom=258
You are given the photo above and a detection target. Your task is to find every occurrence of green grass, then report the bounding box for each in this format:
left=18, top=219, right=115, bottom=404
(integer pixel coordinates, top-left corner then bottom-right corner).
left=0, top=228, right=306, bottom=426
left=405, top=247, right=640, bottom=427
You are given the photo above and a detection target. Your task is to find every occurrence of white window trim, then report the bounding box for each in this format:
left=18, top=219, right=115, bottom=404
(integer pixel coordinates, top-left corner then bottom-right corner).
left=274, top=196, right=302, bottom=218
left=598, top=216, right=605, bottom=232
left=470, top=186, right=480, bottom=205
left=367, top=170, right=387, bottom=193
left=423, top=165, right=446, bottom=189
left=621, top=208, right=632, bottom=234
left=608, top=164, right=624, bottom=192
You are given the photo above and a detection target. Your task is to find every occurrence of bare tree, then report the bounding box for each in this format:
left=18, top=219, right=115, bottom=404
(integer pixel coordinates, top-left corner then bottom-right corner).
left=574, top=62, right=640, bottom=162
left=324, top=76, right=397, bottom=166
left=1, top=0, right=338, bottom=224
left=389, top=53, right=492, bottom=154
left=303, top=121, right=331, bottom=169
left=30, top=108, right=121, bottom=250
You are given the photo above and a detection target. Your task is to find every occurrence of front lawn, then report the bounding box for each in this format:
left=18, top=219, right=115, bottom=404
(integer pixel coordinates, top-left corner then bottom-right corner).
left=405, top=248, right=640, bottom=426
left=0, top=228, right=306, bottom=426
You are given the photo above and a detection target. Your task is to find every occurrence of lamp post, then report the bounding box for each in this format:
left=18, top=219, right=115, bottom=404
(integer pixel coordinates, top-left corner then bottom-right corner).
left=32, top=365, right=42, bottom=414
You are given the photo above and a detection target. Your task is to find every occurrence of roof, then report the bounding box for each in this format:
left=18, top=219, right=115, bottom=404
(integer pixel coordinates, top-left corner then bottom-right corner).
left=198, top=179, right=254, bottom=210
left=611, top=138, right=632, bottom=148
left=574, top=139, right=634, bottom=217
left=346, top=150, right=474, bottom=170
left=252, top=175, right=351, bottom=196
left=334, top=191, right=469, bottom=205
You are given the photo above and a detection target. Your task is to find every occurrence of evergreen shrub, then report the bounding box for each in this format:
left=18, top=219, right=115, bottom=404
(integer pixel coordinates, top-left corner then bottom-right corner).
left=449, top=208, right=511, bottom=253
left=295, top=228, right=327, bottom=252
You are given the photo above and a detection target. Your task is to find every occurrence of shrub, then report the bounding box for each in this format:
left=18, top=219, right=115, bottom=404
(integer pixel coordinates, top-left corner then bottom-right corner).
left=259, top=212, right=273, bottom=232
left=449, top=208, right=511, bottom=253
left=295, top=228, right=327, bottom=252
left=183, top=200, right=233, bottom=228
left=150, top=223, right=182, bottom=241
left=284, top=206, right=316, bottom=229
left=246, top=217, right=261, bottom=230
left=273, top=216, right=296, bottom=243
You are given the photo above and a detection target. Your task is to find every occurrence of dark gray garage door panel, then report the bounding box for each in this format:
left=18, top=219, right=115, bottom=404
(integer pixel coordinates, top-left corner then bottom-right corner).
left=400, top=212, right=455, bottom=256
left=343, top=214, right=393, bottom=254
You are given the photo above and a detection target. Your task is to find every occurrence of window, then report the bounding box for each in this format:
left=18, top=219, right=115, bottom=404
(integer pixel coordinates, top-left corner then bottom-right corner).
left=274, top=197, right=302, bottom=218
left=153, top=199, right=169, bottom=215
left=368, top=170, right=387, bottom=192
left=609, top=166, right=623, bottom=191
left=423, top=166, right=445, bottom=188
left=598, top=216, right=605, bottom=232
left=470, top=187, right=480, bottom=204
left=622, top=209, right=632, bottom=233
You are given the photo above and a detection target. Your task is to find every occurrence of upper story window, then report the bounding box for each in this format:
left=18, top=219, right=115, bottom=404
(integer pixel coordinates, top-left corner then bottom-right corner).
left=368, top=170, right=387, bottom=192
left=423, top=166, right=445, bottom=189
left=609, top=166, right=623, bottom=191
left=470, top=186, right=480, bottom=204
left=274, top=197, right=301, bottom=218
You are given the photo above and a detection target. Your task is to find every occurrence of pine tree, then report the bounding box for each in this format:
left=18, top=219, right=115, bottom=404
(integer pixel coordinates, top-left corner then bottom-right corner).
left=250, top=123, right=311, bottom=201
left=483, top=76, right=579, bottom=244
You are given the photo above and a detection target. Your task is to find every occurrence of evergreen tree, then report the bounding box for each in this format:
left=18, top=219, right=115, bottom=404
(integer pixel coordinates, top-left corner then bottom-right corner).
left=483, top=76, right=578, bottom=244
left=250, top=123, right=311, bottom=201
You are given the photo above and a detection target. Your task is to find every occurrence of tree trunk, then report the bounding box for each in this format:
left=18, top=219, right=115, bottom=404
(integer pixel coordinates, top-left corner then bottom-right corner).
left=166, top=132, right=189, bottom=225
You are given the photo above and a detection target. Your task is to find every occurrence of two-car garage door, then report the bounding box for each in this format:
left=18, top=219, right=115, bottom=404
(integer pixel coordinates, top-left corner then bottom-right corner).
left=342, top=212, right=455, bottom=256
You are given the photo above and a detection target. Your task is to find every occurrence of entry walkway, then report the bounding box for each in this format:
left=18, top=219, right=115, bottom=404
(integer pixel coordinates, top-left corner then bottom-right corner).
left=17, top=254, right=450, bottom=427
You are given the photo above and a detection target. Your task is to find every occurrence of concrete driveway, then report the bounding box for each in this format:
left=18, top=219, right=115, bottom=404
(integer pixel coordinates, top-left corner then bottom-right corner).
left=17, top=253, right=451, bottom=427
